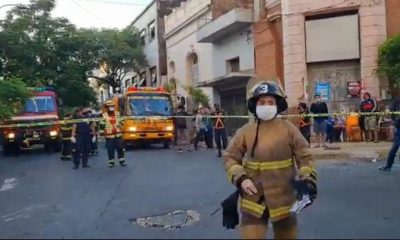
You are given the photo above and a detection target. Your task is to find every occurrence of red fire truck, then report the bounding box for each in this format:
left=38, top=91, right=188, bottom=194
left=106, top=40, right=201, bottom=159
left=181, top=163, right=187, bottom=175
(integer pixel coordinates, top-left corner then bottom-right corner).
left=2, top=87, right=62, bottom=154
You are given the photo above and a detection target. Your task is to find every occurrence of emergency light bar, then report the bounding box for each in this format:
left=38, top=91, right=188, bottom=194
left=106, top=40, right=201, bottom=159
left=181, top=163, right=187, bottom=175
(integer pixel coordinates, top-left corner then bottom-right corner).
left=27, top=87, right=55, bottom=92
left=127, top=87, right=166, bottom=93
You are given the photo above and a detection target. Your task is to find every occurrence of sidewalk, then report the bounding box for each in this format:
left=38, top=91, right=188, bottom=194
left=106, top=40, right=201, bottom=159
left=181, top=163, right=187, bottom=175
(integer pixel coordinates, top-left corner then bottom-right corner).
left=310, top=141, right=392, bottom=161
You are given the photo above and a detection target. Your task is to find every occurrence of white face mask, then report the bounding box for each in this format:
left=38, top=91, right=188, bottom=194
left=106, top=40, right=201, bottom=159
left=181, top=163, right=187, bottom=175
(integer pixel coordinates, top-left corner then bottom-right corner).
left=108, top=107, right=115, bottom=112
left=256, top=105, right=277, bottom=121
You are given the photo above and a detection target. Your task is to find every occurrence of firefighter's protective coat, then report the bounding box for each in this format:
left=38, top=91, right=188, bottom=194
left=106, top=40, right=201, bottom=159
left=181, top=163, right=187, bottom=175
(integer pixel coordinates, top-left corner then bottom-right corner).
left=224, top=118, right=315, bottom=223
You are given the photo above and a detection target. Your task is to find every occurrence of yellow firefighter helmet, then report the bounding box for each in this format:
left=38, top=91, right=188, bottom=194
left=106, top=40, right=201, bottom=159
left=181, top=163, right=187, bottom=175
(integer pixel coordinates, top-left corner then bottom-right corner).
left=104, top=100, right=115, bottom=107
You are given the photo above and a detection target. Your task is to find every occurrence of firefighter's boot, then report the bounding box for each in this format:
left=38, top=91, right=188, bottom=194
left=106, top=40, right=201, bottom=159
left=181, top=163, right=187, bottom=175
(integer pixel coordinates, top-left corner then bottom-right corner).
left=108, top=159, right=116, bottom=168
left=119, top=158, right=127, bottom=167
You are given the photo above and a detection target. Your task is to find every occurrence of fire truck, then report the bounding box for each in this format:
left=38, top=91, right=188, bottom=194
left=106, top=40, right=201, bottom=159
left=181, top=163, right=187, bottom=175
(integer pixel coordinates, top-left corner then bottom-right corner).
left=2, top=87, right=62, bottom=154
left=112, top=86, right=185, bottom=149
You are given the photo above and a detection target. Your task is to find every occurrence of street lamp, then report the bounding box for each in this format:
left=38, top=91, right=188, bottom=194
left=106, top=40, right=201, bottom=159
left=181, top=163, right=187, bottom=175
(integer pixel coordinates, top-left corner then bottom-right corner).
left=0, top=4, right=27, bottom=10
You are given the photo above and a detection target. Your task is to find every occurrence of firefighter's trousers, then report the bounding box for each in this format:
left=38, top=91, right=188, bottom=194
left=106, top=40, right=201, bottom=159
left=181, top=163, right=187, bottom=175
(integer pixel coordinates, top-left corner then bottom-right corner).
left=73, top=135, right=91, bottom=167
left=105, top=136, right=126, bottom=167
left=240, top=215, right=297, bottom=240
left=61, top=139, right=73, bottom=160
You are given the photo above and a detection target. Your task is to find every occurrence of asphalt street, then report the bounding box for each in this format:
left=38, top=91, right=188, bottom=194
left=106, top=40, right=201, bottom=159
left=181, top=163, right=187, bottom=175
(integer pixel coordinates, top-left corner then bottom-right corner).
left=0, top=143, right=400, bottom=239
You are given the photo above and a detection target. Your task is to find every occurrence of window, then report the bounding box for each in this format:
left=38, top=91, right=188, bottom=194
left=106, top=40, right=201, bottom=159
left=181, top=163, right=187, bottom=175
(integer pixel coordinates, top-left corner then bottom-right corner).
left=150, top=66, right=157, bottom=86
left=306, top=13, right=359, bottom=63
left=169, top=61, right=175, bottom=73
left=132, top=76, right=138, bottom=85
left=140, top=29, right=146, bottom=45
left=192, top=64, right=199, bottom=82
left=125, top=79, right=131, bottom=89
left=24, top=96, right=56, bottom=113
left=100, top=90, right=104, bottom=102
left=139, top=71, right=146, bottom=87
left=187, top=52, right=199, bottom=84
left=227, top=57, right=240, bottom=73
left=148, top=21, right=155, bottom=42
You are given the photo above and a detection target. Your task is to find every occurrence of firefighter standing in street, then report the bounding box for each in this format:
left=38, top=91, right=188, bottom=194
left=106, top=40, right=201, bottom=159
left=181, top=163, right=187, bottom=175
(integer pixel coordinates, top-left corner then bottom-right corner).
left=214, top=108, right=228, bottom=158
left=71, top=107, right=96, bottom=169
left=60, top=113, right=73, bottom=161
left=101, top=100, right=127, bottom=168
left=222, top=80, right=317, bottom=239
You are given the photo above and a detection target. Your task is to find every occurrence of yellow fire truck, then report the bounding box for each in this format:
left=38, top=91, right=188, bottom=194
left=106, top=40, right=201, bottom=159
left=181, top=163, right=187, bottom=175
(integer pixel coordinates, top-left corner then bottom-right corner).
left=112, top=86, right=183, bottom=149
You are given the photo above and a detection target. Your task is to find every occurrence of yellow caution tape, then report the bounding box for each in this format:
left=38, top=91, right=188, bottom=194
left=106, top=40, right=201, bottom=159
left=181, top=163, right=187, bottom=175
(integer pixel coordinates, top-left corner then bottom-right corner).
left=0, top=111, right=397, bottom=129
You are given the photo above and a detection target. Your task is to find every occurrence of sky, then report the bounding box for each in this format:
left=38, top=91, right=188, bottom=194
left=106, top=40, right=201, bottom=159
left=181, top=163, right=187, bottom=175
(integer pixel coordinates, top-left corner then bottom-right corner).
left=0, top=0, right=152, bottom=29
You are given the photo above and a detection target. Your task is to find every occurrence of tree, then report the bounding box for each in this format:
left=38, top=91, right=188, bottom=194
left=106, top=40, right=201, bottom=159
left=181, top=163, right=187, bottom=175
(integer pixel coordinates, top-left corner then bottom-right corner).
left=185, top=85, right=210, bottom=108
left=0, top=0, right=97, bottom=107
left=377, top=34, right=400, bottom=88
left=89, top=28, right=147, bottom=94
left=0, top=77, right=31, bottom=120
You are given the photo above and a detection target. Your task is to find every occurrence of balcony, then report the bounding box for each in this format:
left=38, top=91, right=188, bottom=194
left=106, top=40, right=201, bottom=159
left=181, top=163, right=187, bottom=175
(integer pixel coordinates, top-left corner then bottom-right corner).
left=196, top=8, right=253, bottom=43
left=196, top=71, right=254, bottom=91
left=164, top=0, right=211, bottom=38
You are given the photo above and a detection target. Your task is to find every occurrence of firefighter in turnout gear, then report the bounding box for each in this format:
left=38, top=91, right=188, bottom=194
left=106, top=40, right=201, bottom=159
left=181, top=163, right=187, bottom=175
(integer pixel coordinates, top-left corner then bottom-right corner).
left=60, top=113, right=73, bottom=161
left=214, top=109, right=228, bottom=158
left=101, top=100, right=126, bottom=168
left=222, top=80, right=317, bottom=239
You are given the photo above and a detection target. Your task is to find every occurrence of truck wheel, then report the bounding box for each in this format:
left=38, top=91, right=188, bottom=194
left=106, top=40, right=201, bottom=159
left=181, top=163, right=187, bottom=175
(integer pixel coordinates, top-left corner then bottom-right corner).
left=163, top=141, right=170, bottom=149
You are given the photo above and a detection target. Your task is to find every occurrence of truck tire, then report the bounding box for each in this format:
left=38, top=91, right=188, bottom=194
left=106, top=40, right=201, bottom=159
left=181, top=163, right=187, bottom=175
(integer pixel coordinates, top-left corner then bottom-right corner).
left=163, top=141, right=170, bottom=149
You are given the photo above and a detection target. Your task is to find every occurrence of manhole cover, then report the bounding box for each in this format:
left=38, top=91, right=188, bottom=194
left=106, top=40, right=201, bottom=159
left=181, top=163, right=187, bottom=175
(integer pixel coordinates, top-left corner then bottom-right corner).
left=129, top=210, right=200, bottom=230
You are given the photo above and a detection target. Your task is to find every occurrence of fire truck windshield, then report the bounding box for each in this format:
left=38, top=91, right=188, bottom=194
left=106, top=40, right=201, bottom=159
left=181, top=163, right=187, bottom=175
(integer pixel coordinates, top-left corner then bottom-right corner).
left=128, top=94, right=172, bottom=116
left=24, top=96, right=56, bottom=113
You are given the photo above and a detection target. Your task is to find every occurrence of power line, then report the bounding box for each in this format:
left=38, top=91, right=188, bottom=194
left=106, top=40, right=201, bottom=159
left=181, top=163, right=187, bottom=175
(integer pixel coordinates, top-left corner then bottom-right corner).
left=76, top=0, right=149, bottom=6
left=70, top=0, right=108, bottom=26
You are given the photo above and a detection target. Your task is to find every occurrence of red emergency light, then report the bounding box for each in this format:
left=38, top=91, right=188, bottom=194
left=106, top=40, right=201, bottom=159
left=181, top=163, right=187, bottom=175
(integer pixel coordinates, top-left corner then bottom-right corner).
left=127, top=87, right=166, bottom=93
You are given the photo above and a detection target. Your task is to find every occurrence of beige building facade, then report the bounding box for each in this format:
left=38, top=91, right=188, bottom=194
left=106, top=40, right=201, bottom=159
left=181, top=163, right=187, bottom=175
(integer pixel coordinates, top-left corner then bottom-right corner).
left=280, top=0, right=389, bottom=110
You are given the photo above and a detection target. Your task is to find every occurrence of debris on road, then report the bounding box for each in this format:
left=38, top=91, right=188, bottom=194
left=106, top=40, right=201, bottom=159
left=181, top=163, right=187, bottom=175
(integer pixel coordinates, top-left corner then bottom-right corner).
left=0, top=178, right=18, bottom=192
left=130, top=210, right=200, bottom=230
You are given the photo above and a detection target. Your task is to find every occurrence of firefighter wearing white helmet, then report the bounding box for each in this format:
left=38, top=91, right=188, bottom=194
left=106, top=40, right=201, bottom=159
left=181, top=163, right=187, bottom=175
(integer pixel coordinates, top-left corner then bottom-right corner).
left=101, top=100, right=127, bottom=168
left=221, top=80, right=317, bottom=239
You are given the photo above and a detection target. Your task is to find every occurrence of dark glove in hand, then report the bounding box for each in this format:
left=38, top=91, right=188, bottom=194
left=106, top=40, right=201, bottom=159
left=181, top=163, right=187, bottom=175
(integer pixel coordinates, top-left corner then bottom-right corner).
left=221, top=191, right=240, bottom=229
left=293, top=179, right=317, bottom=200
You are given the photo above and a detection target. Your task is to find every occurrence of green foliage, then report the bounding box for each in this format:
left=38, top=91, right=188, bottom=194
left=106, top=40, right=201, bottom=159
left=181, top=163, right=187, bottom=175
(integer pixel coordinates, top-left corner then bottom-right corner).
left=89, top=27, right=147, bottom=93
left=163, top=77, right=177, bottom=94
left=378, top=34, right=400, bottom=88
left=185, top=85, right=209, bottom=107
left=0, top=77, right=31, bottom=120
left=0, top=0, right=97, bottom=107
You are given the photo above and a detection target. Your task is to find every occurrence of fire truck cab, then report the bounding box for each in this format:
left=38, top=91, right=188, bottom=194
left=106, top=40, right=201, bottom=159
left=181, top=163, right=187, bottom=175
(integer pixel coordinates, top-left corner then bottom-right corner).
left=2, top=87, right=62, bottom=154
left=113, top=86, right=182, bottom=149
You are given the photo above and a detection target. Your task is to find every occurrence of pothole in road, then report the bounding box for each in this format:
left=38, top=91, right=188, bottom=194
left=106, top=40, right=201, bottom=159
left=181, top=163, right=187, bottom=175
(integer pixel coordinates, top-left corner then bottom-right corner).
left=129, top=210, right=200, bottom=230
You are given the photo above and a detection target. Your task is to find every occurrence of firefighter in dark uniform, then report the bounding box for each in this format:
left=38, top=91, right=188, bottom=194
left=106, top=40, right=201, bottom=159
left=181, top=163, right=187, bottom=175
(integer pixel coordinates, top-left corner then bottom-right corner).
left=214, top=108, right=228, bottom=158
left=71, top=107, right=96, bottom=169
left=101, top=100, right=127, bottom=168
left=60, top=113, right=73, bottom=161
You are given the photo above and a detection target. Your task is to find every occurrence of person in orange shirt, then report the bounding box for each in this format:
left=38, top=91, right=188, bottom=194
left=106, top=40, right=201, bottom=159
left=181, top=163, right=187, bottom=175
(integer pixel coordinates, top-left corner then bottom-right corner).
left=346, top=105, right=361, bottom=142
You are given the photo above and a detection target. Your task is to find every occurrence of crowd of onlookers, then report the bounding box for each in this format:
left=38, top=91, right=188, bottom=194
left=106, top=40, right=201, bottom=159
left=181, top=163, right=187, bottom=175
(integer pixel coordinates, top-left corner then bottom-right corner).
left=173, top=92, right=397, bottom=154
left=296, top=92, right=394, bottom=148
left=173, top=104, right=228, bottom=157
